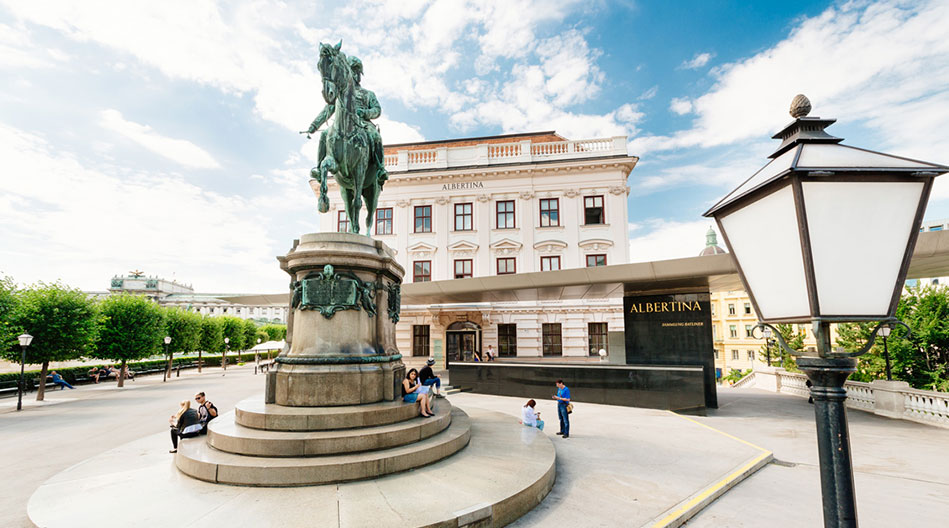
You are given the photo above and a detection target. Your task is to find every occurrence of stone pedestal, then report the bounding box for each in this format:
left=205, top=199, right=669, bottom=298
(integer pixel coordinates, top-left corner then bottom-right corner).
left=174, top=233, right=474, bottom=488
left=870, top=379, right=910, bottom=419
left=271, top=233, right=405, bottom=406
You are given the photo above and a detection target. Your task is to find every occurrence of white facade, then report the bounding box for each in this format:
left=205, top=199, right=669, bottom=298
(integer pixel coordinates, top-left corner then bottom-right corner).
left=315, top=132, right=638, bottom=366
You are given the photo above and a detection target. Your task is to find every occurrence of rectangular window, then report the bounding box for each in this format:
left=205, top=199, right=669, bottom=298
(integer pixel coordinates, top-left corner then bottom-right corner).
left=586, top=254, right=607, bottom=267
left=747, top=350, right=755, bottom=361
left=728, top=303, right=735, bottom=315
left=337, top=210, right=349, bottom=233
left=454, top=202, right=473, bottom=231
left=539, top=198, right=560, bottom=227
left=711, top=303, right=716, bottom=316
left=745, top=325, right=753, bottom=338
left=414, top=205, right=432, bottom=233
left=729, top=325, right=737, bottom=338
left=375, top=208, right=393, bottom=235
left=731, top=350, right=739, bottom=360
left=496, top=200, right=515, bottom=229
left=497, top=257, right=516, bottom=275
left=744, top=302, right=751, bottom=315
left=714, top=350, right=720, bottom=360
left=454, top=259, right=472, bottom=279
left=412, top=325, right=430, bottom=357
left=540, top=255, right=561, bottom=271
left=583, top=195, right=605, bottom=225
left=542, top=323, right=562, bottom=356
left=413, top=261, right=431, bottom=282
left=588, top=322, right=608, bottom=356
left=498, top=324, right=517, bottom=357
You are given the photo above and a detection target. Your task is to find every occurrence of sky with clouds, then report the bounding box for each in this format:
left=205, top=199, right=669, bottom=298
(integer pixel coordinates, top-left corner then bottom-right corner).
left=2, top=0, right=948, bottom=293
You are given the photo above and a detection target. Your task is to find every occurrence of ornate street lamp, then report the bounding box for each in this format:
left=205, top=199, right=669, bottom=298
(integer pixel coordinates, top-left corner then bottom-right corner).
left=16, top=333, right=33, bottom=412
left=162, top=336, right=172, bottom=382
left=223, top=337, right=230, bottom=371
left=704, top=95, right=948, bottom=528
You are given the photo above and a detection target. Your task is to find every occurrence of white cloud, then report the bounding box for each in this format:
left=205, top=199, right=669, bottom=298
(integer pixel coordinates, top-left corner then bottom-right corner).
left=631, top=0, right=949, bottom=159
left=629, top=219, right=718, bottom=262
left=99, top=109, right=220, bottom=169
left=679, top=52, right=713, bottom=70
left=638, top=85, right=658, bottom=100
left=0, top=123, right=283, bottom=292
left=669, top=97, right=692, bottom=115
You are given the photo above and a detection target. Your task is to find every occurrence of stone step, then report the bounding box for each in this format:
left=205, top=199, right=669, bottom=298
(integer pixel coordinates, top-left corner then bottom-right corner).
left=209, top=401, right=452, bottom=457
left=235, top=397, right=424, bottom=431
left=176, top=408, right=471, bottom=487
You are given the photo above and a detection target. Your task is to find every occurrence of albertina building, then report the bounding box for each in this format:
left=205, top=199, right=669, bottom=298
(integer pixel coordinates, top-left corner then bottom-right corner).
left=314, top=132, right=638, bottom=368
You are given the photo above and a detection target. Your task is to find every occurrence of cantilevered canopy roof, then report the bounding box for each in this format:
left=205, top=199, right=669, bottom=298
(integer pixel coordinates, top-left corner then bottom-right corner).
left=221, top=230, right=949, bottom=306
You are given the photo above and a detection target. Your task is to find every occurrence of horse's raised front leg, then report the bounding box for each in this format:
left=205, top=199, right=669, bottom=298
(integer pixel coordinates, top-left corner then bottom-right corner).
left=318, top=155, right=337, bottom=214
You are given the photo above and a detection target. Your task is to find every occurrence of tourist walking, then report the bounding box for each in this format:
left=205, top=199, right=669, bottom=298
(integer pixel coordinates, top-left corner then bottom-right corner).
left=402, top=369, right=433, bottom=417
left=418, top=358, right=444, bottom=398
left=169, top=400, right=201, bottom=453
left=194, top=392, right=218, bottom=434
left=49, top=371, right=74, bottom=390
left=553, top=379, right=571, bottom=438
left=521, top=399, right=544, bottom=430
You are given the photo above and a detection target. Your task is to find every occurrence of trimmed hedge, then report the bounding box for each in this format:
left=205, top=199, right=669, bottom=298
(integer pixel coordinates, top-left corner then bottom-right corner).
left=0, top=351, right=264, bottom=385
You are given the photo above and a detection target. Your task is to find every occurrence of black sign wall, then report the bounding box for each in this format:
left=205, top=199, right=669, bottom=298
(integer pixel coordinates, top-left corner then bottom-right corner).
left=624, top=291, right=717, bottom=408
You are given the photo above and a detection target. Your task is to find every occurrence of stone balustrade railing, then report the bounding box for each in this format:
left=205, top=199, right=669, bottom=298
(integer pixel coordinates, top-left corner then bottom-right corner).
left=735, top=367, right=949, bottom=429
left=383, top=136, right=628, bottom=172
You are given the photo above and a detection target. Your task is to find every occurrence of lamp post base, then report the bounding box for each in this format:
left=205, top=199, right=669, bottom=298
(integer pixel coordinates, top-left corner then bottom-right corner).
left=798, top=356, right=858, bottom=528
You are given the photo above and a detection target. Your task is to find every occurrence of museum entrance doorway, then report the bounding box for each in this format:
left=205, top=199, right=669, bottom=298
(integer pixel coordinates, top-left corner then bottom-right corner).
left=446, top=321, right=481, bottom=362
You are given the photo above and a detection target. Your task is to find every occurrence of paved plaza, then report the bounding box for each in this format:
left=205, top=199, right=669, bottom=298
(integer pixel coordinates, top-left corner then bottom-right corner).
left=2, top=369, right=947, bottom=527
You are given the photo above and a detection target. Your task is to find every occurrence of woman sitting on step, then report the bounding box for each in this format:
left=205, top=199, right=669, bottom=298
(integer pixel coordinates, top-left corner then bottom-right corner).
left=403, top=369, right=433, bottom=418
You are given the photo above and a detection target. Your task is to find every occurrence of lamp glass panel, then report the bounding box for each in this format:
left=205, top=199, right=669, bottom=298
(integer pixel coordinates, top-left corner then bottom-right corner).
left=797, top=144, right=936, bottom=169
left=803, top=181, right=923, bottom=316
left=714, top=148, right=796, bottom=212
left=720, top=186, right=810, bottom=320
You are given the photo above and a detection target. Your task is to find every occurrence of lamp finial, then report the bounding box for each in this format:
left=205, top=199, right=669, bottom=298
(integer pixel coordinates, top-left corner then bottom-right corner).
left=790, top=94, right=811, bottom=118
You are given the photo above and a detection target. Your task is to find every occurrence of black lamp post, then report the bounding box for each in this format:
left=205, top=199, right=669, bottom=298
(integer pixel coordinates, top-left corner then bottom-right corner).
left=223, top=337, right=230, bottom=372
left=763, top=326, right=774, bottom=367
left=705, top=94, right=947, bottom=528
left=162, top=336, right=172, bottom=382
left=16, top=333, right=33, bottom=412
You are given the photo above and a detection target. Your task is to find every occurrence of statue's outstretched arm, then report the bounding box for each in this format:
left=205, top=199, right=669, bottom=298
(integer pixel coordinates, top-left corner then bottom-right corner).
left=303, top=104, right=335, bottom=135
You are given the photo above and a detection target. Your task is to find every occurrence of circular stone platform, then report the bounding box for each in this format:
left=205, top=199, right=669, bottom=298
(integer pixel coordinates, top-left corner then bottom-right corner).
left=28, top=406, right=556, bottom=528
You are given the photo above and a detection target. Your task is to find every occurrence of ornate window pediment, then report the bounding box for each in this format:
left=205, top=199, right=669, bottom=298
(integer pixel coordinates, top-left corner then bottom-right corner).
left=533, top=240, right=567, bottom=254
left=448, top=240, right=479, bottom=258
left=407, top=241, right=437, bottom=258
left=578, top=238, right=614, bottom=252
left=489, top=238, right=523, bottom=256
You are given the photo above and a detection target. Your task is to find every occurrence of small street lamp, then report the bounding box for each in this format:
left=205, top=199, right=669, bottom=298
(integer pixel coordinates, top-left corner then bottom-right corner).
left=705, top=94, right=947, bottom=527
left=223, top=337, right=230, bottom=371
left=255, top=337, right=262, bottom=375
left=162, top=336, right=172, bottom=382
left=763, top=326, right=774, bottom=367
left=16, top=333, right=33, bottom=412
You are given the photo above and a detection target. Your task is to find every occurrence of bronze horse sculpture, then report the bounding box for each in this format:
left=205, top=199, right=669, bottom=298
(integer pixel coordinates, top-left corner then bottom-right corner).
left=308, top=41, right=384, bottom=237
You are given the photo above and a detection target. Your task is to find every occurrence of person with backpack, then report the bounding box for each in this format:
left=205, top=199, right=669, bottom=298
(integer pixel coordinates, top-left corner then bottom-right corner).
left=169, top=400, right=201, bottom=453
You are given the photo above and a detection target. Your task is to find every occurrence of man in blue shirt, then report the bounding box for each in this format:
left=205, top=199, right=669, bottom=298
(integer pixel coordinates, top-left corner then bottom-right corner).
left=553, top=379, right=570, bottom=438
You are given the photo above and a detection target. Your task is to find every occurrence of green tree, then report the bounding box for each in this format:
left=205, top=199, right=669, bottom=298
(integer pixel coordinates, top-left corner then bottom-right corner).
left=0, top=275, right=20, bottom=353
left=95, top=294, right=164, bottom=387
left=199, top=315, right=225, bottom=372
left=758, top=323, right=805, bottom=371
left=163, top=307, right=203, bottom=378
left=221, top=316, right=245, bottom=369
left=255, top=329, right=269, bottom=344
left=837, top=285, right=949, bottom=390
left=261, top=323, right=287, bottom=341
left=4, top=282, right=99, bottom=400
left=242, top=318, right=259, bottom=350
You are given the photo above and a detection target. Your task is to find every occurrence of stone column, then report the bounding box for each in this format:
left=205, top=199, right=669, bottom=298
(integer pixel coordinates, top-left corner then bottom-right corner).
left=869, top=379, right=909, bottom=419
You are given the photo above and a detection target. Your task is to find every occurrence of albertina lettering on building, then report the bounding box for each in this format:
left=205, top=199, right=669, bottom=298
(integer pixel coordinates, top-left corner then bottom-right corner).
left=442, top=181, right=484, bottom=191
left=629, top=301, right=702, bottom=313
